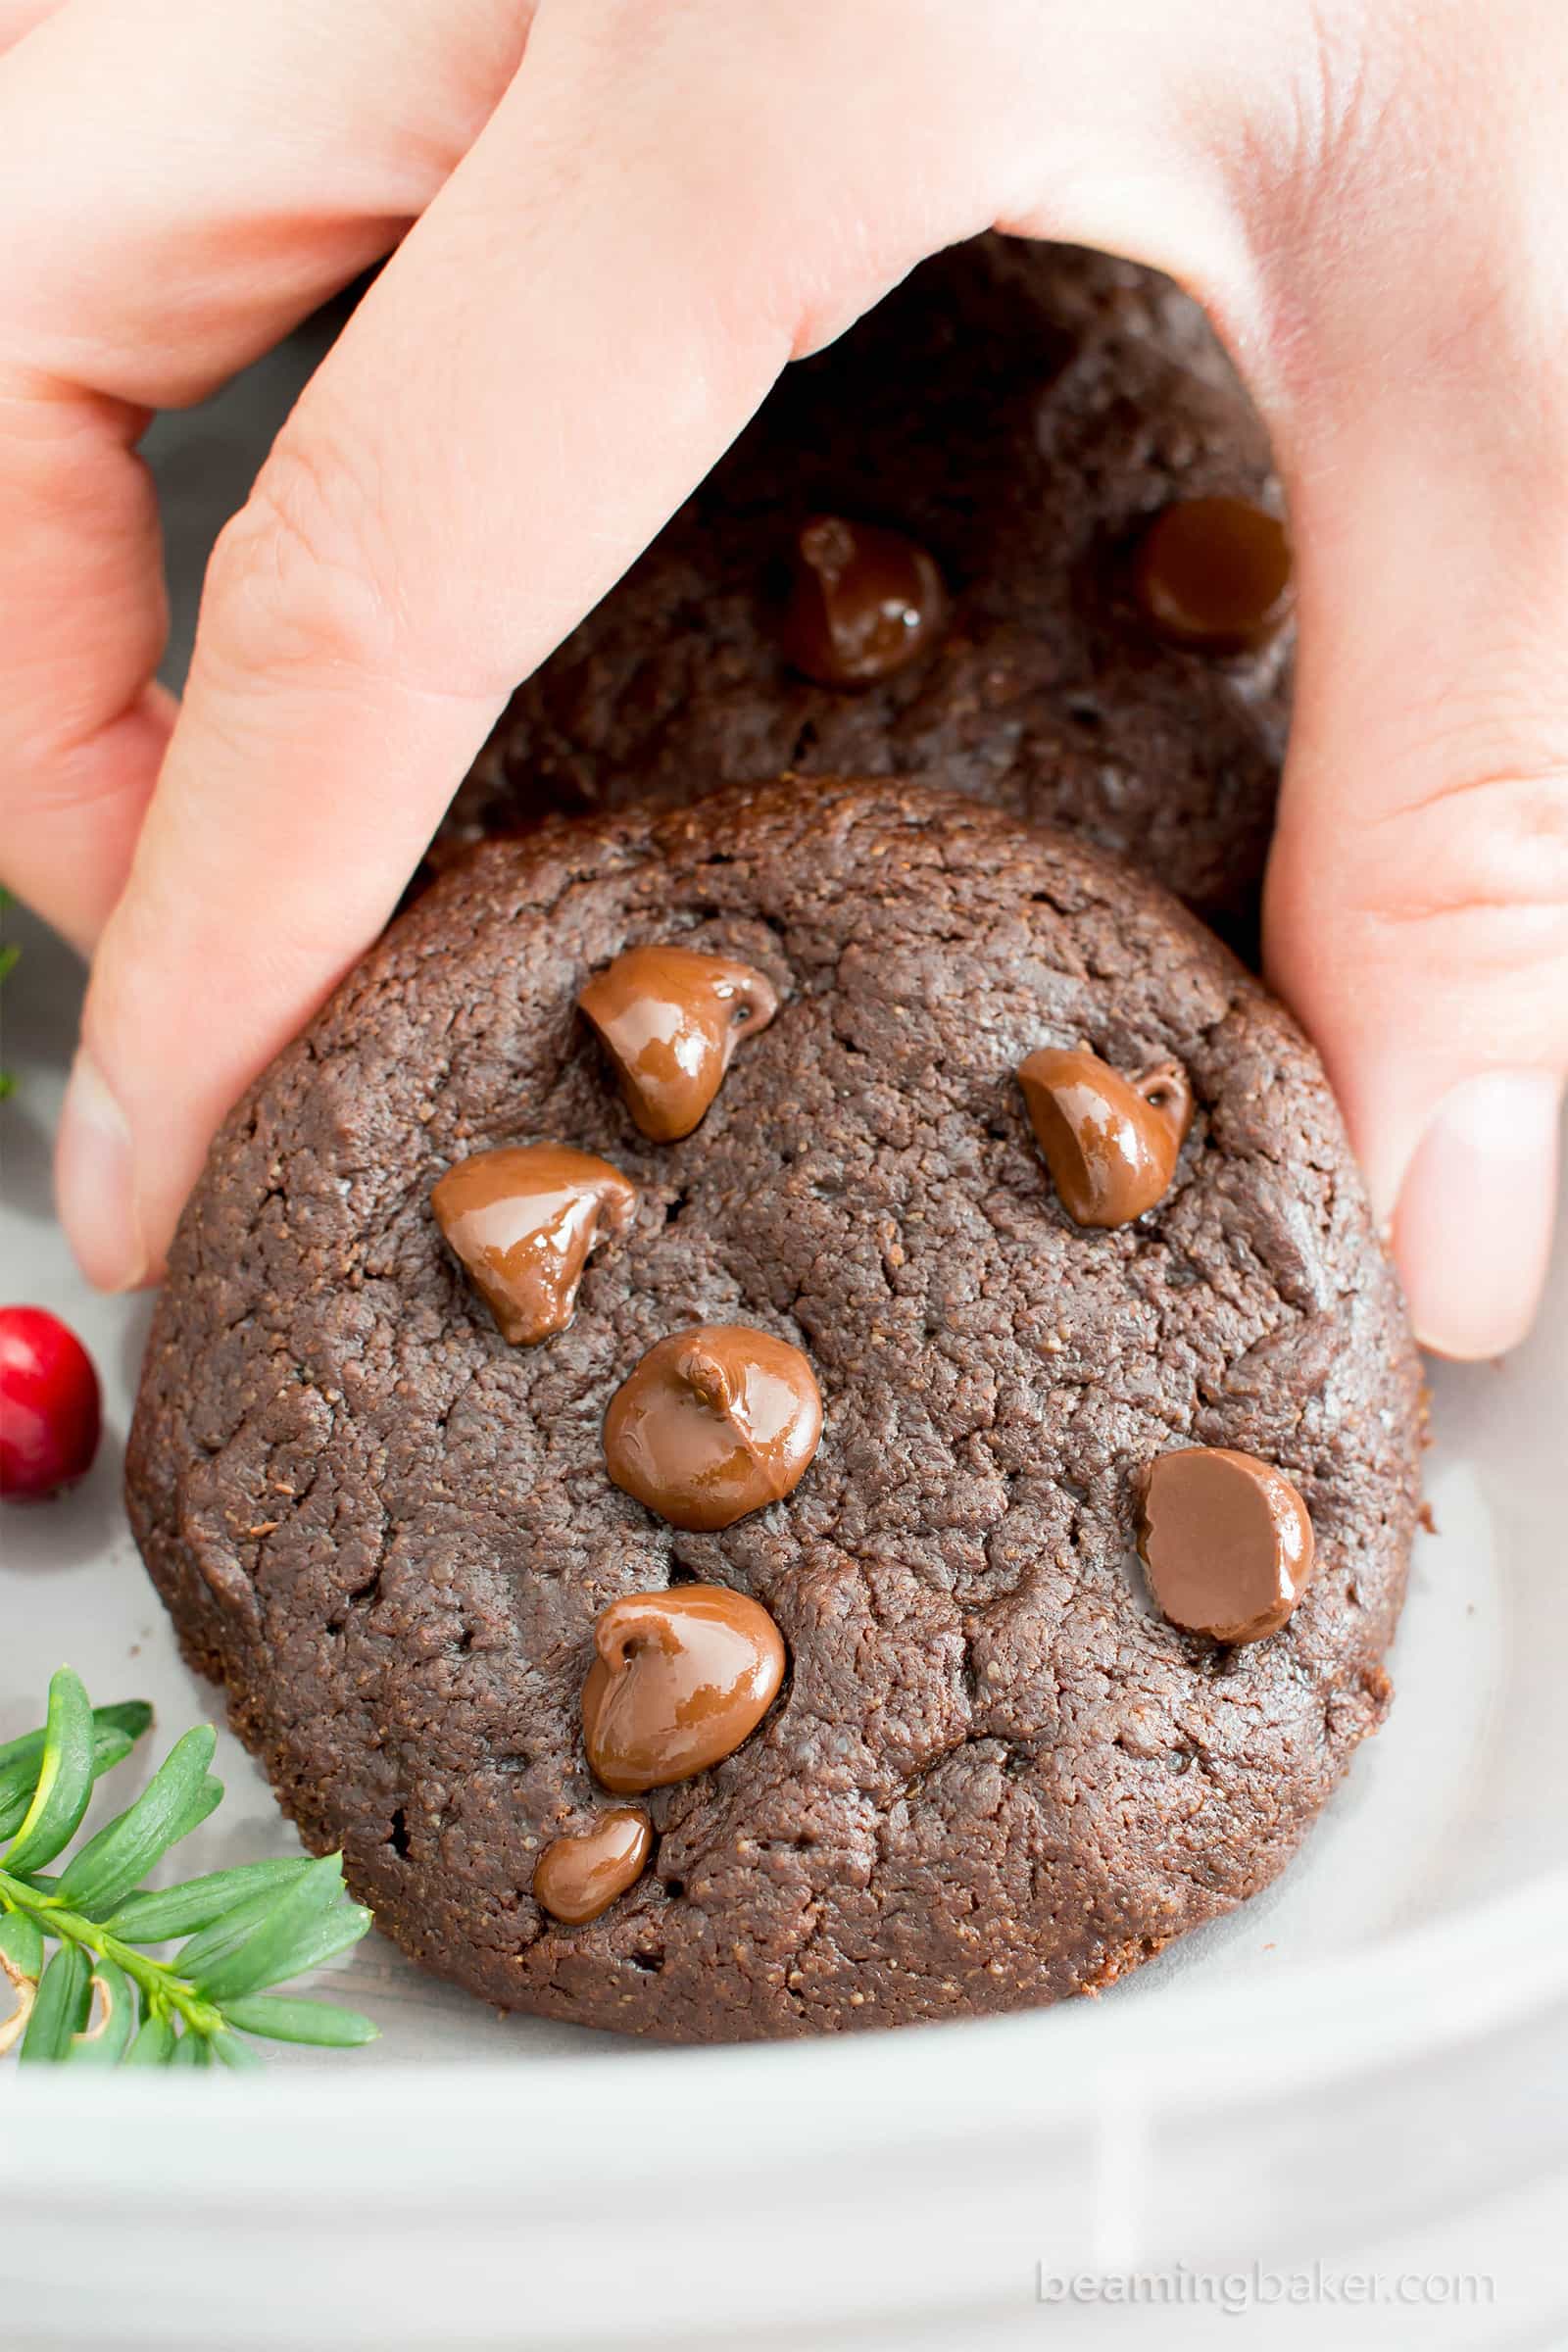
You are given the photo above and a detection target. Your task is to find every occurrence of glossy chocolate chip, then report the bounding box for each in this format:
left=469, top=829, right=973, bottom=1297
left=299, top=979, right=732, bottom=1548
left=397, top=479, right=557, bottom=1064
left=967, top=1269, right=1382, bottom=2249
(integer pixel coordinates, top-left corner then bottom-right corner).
left=578, top=945, right=780, bottom=1142
left=1133, top=496, right=1293, bottom=655
left=532, top=1808, right=652, bottom=1924
left=779, top=515, right=947, bottom=687
left=1018, top=1049, right=1193, bottom=1227
left=581, top=1587, right=787, bottom=1793
left=431, top=1144, right=637, bottom=1345
left=1140, top=1446, right=1315, bottom=1643
left=604, top=1324, right=823, bottom=1533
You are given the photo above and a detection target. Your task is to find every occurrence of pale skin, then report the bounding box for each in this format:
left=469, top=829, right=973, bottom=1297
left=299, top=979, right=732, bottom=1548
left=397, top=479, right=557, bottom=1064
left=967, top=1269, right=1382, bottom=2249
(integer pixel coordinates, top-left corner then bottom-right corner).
left=1, top=0, right=1564, bottom=1358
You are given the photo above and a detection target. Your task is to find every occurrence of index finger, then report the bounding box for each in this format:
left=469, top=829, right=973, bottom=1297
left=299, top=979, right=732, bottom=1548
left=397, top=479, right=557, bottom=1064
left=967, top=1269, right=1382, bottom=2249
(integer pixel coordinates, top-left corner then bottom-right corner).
left=59, top=6, right=939, bottom=1285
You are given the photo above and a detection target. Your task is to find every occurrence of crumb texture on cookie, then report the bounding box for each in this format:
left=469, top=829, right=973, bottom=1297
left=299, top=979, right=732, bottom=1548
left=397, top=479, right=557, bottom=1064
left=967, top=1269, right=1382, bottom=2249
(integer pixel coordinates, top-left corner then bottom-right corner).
left=127, top=780, right=1418, bottom=2041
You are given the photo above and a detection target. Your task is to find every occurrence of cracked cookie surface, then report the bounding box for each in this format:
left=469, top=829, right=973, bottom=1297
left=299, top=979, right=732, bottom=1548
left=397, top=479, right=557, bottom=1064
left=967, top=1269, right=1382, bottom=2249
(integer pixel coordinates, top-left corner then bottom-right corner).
left=127, top=779, right=1419, bottom=2039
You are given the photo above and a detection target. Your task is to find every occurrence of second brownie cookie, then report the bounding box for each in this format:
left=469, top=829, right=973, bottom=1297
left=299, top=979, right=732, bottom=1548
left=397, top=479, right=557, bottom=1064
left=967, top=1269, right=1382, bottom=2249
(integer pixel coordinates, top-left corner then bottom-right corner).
left=445, top=238, right=1293, bottom=926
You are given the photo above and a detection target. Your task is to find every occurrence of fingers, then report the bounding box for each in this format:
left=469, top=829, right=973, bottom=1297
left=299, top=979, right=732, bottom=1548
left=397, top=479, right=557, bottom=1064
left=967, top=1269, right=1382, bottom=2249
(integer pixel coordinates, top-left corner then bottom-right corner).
left=0, top=3, right=59, bottom=52
left=58, top=29, right=809, bottom=1283
left=25, top=0, right=1567, bottom=1358
left=50, top=5, right=1054, bottom=1285
left=1266, top=608, right=1568, bottom=1359
left=0, top=0, right=531, bottom=950
left=1392, top=1076, right=1562, bottom=1361
left=0, top=0, right=532, bottom=402
left=1254, top=17, right=1568, bottom=1357
left=57, top=0, right=1255, bottom=1291
left=0, top=369, right=173, bottom=952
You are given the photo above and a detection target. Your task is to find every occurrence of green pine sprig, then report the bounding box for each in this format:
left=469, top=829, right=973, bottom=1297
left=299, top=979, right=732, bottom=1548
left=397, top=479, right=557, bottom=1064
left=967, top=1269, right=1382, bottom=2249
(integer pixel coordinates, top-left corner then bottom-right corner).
left=0, top=1667, right=378, bottom=2066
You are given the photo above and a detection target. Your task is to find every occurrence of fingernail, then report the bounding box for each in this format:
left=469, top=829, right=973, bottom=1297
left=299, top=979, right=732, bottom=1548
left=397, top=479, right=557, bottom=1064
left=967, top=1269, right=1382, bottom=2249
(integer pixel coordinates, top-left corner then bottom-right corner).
left=1394, top=1070, right=1562, bottom=1360
left=56, top=1047, right=150, bottom=1292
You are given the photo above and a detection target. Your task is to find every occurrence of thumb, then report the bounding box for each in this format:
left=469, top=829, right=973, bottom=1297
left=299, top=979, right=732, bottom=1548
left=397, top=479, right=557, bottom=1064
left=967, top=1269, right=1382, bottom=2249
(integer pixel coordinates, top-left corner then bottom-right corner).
left=1261, top=252, right=1568, bottom=1359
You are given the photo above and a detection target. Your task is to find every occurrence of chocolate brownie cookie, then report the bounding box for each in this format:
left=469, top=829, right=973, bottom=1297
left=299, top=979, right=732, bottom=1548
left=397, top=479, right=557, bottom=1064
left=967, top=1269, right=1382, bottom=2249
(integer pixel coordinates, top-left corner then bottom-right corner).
left=444, top=238, right=1293, bottom=927
left=128, top=779, right=1418, bottom=2041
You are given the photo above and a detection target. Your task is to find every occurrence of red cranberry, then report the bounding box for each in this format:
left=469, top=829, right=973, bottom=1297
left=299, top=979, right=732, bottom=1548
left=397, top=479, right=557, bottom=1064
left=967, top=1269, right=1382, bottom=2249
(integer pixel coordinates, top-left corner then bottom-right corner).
left=0, top=1306, right=102, bottom=1500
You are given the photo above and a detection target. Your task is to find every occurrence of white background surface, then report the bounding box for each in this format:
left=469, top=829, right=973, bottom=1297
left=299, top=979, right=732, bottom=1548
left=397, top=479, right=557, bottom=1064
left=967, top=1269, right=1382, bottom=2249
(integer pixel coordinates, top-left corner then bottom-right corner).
left=2, top=320, right=1566, bottom=2350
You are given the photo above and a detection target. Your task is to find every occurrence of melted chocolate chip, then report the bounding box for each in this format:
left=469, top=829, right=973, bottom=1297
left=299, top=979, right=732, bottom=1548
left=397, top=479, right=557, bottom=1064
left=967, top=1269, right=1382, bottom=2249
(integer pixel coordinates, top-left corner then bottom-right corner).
left=578, top=946, right=779, bottom=1142
left=532, top=1809, right=652, bottom=1924
left=581, top=1587, right=786, bottom=1792
left=779, top=516, right=946, bottom=686
left=604, top=1323, right=823, bottom=1532
left=431, top=1145, right=637, bottom=1345
left=1017, top=1049, right=1193, bottom=1227
left=1140, top=1446, right=1315, bottom=1643
left=1133, top=496, right=1293, bottom=655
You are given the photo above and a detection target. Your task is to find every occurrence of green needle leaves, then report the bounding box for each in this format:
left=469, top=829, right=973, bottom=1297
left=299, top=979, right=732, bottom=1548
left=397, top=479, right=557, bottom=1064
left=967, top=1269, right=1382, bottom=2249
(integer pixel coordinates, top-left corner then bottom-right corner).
left=176, top=1853, right=349, bottom=1994
left=219, top=1994, right=380, bottom=2048
left=104, top=1855, right=317, bottom=1944
left=185, top=1858, right=371, bottom=2006
left=66, top=1956, right=136, bottom=2066
left=20, top=1944, right=91, bottom=2062
left=0, top=1910, right=46, bottom=2057
left=125, top=2014, right=176, bottom=2066
left=0, top=1909, right=45, bottom=1980
left=0, top=1668, right=378, bottom=2069
left=0, top=1698, right=153, bottom=1844
left=55, top=1725, right=221, bottom=1916
left=4, top=1668, right=97, bottom=1876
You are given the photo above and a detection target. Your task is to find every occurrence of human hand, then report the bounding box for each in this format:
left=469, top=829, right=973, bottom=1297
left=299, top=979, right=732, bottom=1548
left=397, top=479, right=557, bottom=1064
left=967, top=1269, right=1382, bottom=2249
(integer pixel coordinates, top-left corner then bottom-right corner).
left=1, top=0, right=1563, bottom=1357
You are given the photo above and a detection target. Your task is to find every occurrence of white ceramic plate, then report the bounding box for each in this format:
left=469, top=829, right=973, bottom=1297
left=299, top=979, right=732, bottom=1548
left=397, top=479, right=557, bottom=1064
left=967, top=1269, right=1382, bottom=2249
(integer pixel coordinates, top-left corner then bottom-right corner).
left=3, top=333, right=1566, bottom=2352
